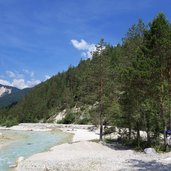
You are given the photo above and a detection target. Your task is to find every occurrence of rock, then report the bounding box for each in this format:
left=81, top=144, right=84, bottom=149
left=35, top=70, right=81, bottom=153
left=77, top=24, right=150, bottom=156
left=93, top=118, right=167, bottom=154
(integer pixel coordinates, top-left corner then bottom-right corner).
left=144, top=148, right=156, bottom=154
left=9, top=164, right=17, bottom=168
left=16, top=156, right=24, bottom=166
left=164, top=157, right=171, bottom=161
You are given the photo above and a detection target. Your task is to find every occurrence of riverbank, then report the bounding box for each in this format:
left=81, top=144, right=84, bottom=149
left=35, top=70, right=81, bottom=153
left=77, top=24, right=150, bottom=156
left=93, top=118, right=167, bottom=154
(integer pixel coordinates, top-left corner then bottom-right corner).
left=9, top=123, right=171, bottom=171
left=0, top=126, right=72, bottom=171
left=0, top=123, right=98, bottom=150
left=2, top=123, right=171, bottom=170
left=16, top=141, right=171, bottom=171
left=0, top=123, right=99, bottom=143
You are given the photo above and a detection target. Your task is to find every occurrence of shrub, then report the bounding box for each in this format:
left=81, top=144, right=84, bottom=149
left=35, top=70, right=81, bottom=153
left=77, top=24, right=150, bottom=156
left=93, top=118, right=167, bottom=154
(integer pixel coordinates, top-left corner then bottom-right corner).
left=60, top=112, right=76, bottom=124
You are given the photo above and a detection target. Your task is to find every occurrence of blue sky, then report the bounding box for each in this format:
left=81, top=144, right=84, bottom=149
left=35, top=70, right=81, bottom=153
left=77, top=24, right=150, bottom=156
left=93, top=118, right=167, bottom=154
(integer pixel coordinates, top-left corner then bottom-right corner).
left=0, top=0, right=171, bottom=89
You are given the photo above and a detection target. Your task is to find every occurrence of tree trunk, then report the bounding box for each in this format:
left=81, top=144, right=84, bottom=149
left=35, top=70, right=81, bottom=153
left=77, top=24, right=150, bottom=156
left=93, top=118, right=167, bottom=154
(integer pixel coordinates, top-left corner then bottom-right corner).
left=161, top=104, right=167, bottom=147
left=146, top=113, right=151, bottom=145
left=160, top=70, right=166, bottom=146
left=100, top=121, right=103, bottom=141
left=99, top=78, right=103, bottom=141
left=168, top=64, right=171, bottom=130
left=136, top=122, right=140, bottom=147
left=128, top=114, right=132, bottom=140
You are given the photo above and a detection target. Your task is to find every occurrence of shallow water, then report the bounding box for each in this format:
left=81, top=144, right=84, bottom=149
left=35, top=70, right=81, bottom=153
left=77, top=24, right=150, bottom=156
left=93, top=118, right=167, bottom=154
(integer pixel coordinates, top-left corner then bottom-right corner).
left=0, top=130, right=71, bottom=171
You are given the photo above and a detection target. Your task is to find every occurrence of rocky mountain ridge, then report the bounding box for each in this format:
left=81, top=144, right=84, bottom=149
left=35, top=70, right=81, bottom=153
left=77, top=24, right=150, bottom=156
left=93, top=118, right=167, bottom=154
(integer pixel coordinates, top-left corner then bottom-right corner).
left=0, top=84, right=19, bottom=97
left=0, top=84, right=31, bottom=107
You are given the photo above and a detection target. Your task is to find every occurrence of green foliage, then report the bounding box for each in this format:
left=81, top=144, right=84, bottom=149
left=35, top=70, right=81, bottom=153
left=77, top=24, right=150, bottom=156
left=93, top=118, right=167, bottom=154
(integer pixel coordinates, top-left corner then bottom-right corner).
left=1, top=117, right=19, bottom=127
left=59, top=112, right=76, bottom=124
left=1, top=12, right=171, bottom=149
left=77, top=118, right=90, bottom=125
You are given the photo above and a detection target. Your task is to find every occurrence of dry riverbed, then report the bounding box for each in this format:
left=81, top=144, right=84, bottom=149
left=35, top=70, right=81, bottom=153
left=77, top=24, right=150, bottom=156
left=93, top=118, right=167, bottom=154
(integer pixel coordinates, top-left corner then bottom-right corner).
left=1, top=123, right=171, bottom=171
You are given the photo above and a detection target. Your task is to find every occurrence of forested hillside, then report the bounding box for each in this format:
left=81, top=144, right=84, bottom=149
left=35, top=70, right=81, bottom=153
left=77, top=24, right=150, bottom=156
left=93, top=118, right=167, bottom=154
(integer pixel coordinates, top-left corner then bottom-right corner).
left=1, top=13, right=171, bottom=147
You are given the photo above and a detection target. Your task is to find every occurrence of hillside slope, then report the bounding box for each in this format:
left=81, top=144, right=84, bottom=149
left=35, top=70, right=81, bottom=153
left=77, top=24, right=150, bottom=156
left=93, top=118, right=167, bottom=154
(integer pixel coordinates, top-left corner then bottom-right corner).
left=0, top=42, right=117, bottom=126
left=1, top=14, right=171, bottom=151
left=0, top=86, right=31, bottom=107
left=0, top=84, right=20, bottom=97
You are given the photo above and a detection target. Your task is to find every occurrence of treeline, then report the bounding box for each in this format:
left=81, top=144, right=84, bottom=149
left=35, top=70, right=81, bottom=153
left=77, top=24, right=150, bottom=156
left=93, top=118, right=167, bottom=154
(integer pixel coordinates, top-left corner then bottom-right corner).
left=1, top=13, right=171, bottom=148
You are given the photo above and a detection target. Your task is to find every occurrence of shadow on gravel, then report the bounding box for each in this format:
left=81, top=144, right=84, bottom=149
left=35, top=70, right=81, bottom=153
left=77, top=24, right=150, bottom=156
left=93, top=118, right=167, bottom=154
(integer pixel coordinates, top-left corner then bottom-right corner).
left=103, top=142, right=130, bottom=151
left=121, top=159, right=171, bottom=171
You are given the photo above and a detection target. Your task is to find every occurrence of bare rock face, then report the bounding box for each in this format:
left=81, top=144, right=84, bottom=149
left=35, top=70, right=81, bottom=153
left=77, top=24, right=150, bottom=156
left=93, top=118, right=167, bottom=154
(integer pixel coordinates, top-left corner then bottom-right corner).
left=144, top=148, right=156, bottom=154
left=0, top=86, right=12, bottom=97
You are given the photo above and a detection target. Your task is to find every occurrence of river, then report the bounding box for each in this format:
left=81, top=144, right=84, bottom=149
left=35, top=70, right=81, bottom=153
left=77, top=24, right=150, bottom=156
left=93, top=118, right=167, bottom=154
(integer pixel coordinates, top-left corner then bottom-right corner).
left=0, top=129, right=71, bottom=171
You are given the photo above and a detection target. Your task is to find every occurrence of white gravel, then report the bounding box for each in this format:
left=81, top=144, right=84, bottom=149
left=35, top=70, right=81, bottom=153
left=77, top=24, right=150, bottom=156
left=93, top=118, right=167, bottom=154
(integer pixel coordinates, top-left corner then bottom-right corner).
left=12, top=123, right=171, bottom=171
left=16, top=141, right=171, bottom=171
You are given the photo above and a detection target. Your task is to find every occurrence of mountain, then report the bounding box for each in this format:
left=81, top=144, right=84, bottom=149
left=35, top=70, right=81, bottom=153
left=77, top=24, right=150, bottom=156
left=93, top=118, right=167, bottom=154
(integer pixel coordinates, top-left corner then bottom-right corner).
left=0, top=13, right=171, bottom=149
left=0, top=84, right=19, bottom=97
left=0, top=84, right=31, bottom=107
left=0, top=52, right=111, bottom=124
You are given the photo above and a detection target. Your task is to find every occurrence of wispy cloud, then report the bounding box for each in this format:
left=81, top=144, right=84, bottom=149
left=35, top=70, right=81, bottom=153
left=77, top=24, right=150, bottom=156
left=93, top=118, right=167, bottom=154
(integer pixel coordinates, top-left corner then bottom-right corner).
left=0, top=70, right=52, bottom=89
left=6, top=71, right=16, bottom=78
left=71, top=39, right=96, bottom=58
left=12, top=79, right=41, bottom=89
left=23, top=69, right=35, bottom=78
left=6, top=70, right=23, bottom=78
left=0, top=69, right=42, bottom=89
left=6, top=69, right=36, bottom=79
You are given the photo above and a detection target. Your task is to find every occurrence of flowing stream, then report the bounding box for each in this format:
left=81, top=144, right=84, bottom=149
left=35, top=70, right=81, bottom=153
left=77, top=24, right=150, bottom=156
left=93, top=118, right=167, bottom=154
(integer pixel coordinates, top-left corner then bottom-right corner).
left=0, top=129, right=71, bottom=171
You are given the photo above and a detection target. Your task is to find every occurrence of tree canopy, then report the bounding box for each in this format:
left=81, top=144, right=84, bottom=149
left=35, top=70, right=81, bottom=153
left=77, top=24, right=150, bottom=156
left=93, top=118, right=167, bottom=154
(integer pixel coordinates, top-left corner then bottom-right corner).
left=1, top=13, right=171, bottom=148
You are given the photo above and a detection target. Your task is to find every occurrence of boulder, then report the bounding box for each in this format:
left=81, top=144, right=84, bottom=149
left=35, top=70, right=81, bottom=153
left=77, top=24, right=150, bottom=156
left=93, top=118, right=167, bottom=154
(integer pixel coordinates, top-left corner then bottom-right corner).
left=144, top=148, right=156, bottom=154
left=16, top=156, right=24, bottom=166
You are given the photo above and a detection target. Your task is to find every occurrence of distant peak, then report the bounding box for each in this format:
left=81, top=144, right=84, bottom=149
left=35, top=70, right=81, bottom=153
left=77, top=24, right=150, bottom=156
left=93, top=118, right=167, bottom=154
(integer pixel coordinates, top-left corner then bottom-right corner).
left=0, top=86, right=12, bottom=97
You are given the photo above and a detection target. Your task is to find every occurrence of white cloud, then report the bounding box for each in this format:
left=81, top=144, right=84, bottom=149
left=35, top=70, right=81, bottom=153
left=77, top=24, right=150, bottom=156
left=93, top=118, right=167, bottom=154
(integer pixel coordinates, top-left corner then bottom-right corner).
left=9, top=79, right=40, bottom=89
left=71, top=39, right=88, bottom=50
left=26, top=79, right=41, bottom=88
left=0, top=78, right=41, bottom=89
left=12, top=79, right=27, bottom=89
left=45, top=75, right=51, bottom=80
left=0, top=79, right=11, bottom=86
left=71, top=39, right=96, bottom=58
left=1, top=70, right=50, bottom=89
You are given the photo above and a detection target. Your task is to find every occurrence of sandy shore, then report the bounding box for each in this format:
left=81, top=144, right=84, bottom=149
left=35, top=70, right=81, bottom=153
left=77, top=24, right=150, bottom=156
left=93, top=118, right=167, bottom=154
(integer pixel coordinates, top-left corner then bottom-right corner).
left=2, top=123, right=167, bottom=171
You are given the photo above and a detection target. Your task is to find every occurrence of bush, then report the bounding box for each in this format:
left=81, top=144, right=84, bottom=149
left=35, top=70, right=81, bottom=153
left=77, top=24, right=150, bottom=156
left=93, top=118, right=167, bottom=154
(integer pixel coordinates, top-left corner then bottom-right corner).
left=3, top=118, right=19, bottom=127
left=60, top=112, right=76, bottom=124
left=77, top=118, right=90, bottom=125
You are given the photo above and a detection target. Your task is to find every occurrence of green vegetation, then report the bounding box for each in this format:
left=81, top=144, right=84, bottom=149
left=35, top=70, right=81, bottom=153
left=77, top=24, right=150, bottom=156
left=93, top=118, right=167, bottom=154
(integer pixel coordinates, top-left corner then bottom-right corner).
left=1, top=13, right=171, bottom=148
left=0, top=85, right=31, bottom=107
